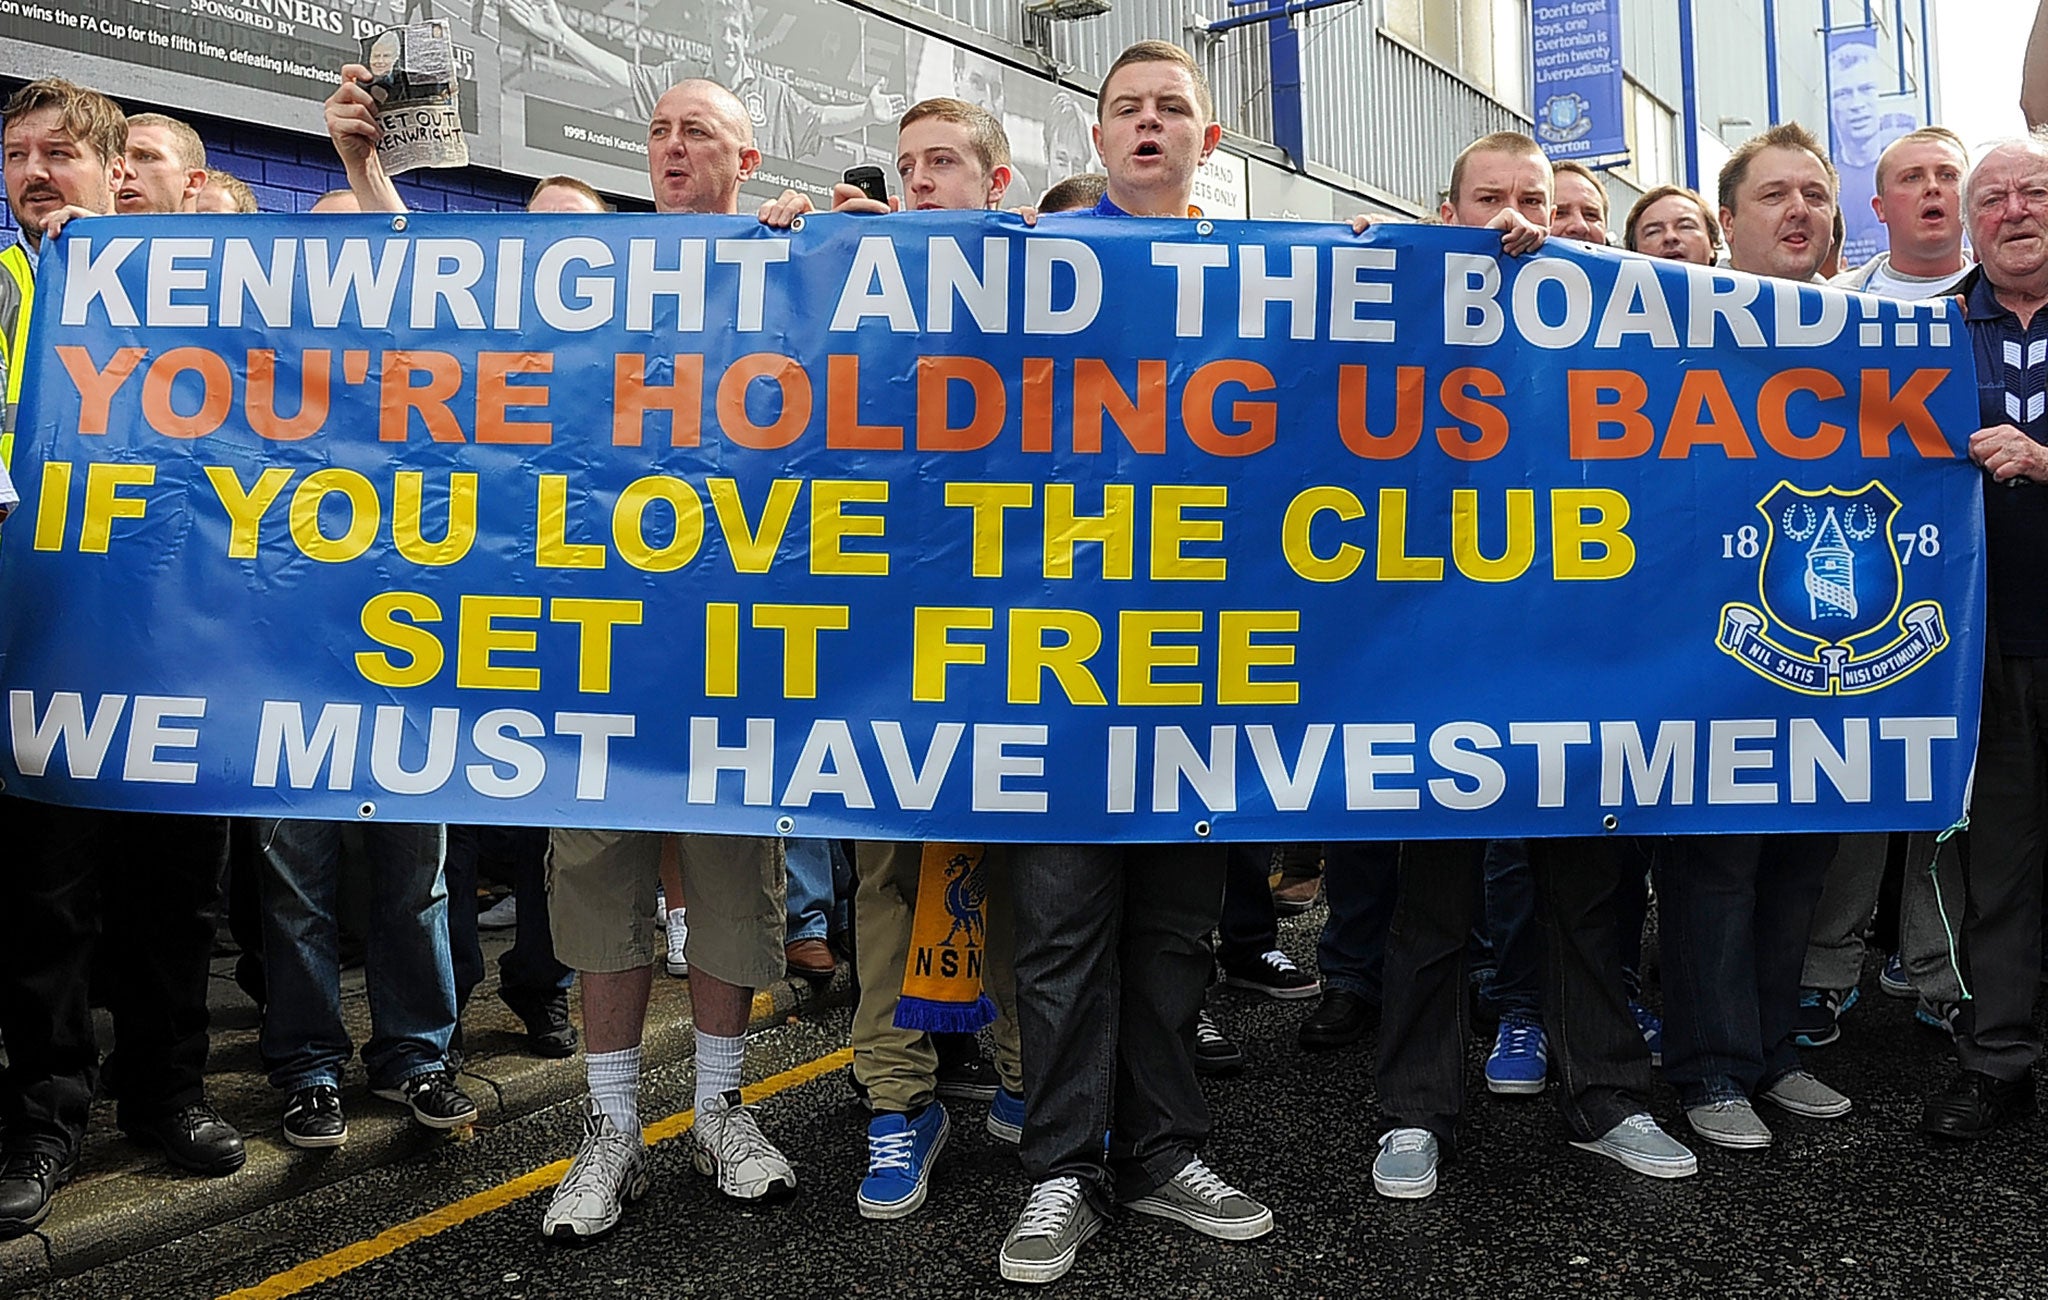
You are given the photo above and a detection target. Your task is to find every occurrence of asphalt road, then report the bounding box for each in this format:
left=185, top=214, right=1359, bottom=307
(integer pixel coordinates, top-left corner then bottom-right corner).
left=32, top=926, right=2048, bottom=1300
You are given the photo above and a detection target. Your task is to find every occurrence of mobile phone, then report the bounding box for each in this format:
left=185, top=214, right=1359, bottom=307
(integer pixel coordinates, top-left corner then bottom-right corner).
left=844, top=165, right=890, bottom=204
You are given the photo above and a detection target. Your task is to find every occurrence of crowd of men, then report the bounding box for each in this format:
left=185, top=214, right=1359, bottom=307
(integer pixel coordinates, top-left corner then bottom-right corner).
left=1, top=24, right=2047, bottom=1286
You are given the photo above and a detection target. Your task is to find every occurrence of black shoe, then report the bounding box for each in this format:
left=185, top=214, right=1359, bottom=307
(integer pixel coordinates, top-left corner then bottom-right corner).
left=936, top=1052, right=1000, bottom=1103
left=122, top=1103, right=247, bottom=1176
left=373, top=1069, right=479, bottom=1130
left=282, top=1085, right=348, bottom=1149
left=1221, top=949, right=1322, bottom=1000
left=1298, top=989, right=1380, bottom=1051
left=1193, top=1009, right=1244, bottom=1076
left=501, top=989, right=579, bottom=1060
left=0, top=1150, right=76, bottom=1238
left=1920, top=1069, right=2038, bottom=1139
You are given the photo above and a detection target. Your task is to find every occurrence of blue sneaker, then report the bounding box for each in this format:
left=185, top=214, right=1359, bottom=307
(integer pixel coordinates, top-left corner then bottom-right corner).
left=1485, top=1016, right=1548, bottom=1095
left=857, top=1104, right=949, bottom=1221
left=986, top=1087, right=1025, bottom=1145
left=1630, top=1000, right=1664, bottom=1067
left=1372, top=1128, right=1439, bottom=1198
left=1879, top=952, right=1913, bottom=999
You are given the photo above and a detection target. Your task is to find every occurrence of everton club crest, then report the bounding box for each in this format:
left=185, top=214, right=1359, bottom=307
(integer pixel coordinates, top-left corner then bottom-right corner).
left=1537, top=93, right=1593, bottom=145
left=1717, top=481, right=1948, bottom=696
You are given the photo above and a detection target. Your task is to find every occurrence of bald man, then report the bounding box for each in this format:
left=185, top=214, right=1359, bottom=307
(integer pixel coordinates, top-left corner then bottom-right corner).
left=321, top=67, right=803, bottom=1237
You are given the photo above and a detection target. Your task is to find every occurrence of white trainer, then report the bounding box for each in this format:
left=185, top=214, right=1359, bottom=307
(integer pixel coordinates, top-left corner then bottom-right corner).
left=693, top=1089, right=796, bottom=1200
left=541, top=1101, right=650, bottom=1242
left=664, top=908, right=689, bottom=977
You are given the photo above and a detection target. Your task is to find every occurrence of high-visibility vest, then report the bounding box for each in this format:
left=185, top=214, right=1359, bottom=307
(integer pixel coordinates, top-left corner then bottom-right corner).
left=0, top=241, right=31, bottom=468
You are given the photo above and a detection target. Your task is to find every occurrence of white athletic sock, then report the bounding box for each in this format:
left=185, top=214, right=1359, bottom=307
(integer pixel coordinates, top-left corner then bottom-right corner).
left=695, top=1029, right=745, bottom=1112
left=587, top=1046, right=642, bottom=1136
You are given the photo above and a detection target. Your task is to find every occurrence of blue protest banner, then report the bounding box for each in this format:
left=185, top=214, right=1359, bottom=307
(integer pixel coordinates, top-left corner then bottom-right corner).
left=0, top=212, right=1985, bottom=840
left=1531, top=0, right=1627, bottom=162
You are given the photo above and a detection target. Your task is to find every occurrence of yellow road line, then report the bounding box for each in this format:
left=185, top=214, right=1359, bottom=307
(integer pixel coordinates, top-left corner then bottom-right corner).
left=219, top=1047, right=854, bottom=1300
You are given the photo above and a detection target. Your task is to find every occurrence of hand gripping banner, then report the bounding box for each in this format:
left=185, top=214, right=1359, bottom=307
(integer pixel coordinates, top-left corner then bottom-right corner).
left=0, top=212, right=1986, bottom=840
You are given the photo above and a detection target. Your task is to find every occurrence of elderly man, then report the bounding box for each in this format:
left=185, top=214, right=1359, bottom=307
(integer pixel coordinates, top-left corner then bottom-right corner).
left=1923, top=134, right=2048, bottom=1138
left=328, top=63, right=804, bottom=1233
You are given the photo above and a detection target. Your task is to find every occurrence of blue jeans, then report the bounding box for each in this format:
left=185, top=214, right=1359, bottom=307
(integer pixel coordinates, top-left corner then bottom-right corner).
left=1478, top=839, right=1542, bottom=1020
left=1317, top=841, right=1398, bottom=1002
left=1379, top=838, right=1656, bottom=1146
left=257, top=819, right=458, bottom=1093
left=1654, top=833, right=1836, bottom=1106
left=784, top=838, right=842, bottom=942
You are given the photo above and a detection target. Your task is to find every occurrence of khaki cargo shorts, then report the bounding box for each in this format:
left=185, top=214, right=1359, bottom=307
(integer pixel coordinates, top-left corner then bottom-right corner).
left=546, top=829, right=787, bottom=989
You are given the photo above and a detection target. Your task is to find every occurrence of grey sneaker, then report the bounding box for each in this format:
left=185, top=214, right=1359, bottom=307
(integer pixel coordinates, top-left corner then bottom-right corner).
left=1762, top=1070, right=1852, bottom=1119
left=1126, top=1156, right=1273, bottom=1240
left=1372, top=1127, right=1439, bottom=1199
left=541, top=1101, right=650, bottom=1241
left=692, top=1089, right=796, bottom=1200
left=1685, top=1098, right=1773, bottom=1149
left=1570, top=1112, right=1698, bottom=1179
left=999, top=1176, right=1102, bottom=1284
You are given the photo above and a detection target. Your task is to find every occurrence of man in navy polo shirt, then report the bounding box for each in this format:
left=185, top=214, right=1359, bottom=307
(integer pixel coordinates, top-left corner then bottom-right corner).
left=1924, top=133, right=2048, bottom=1138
